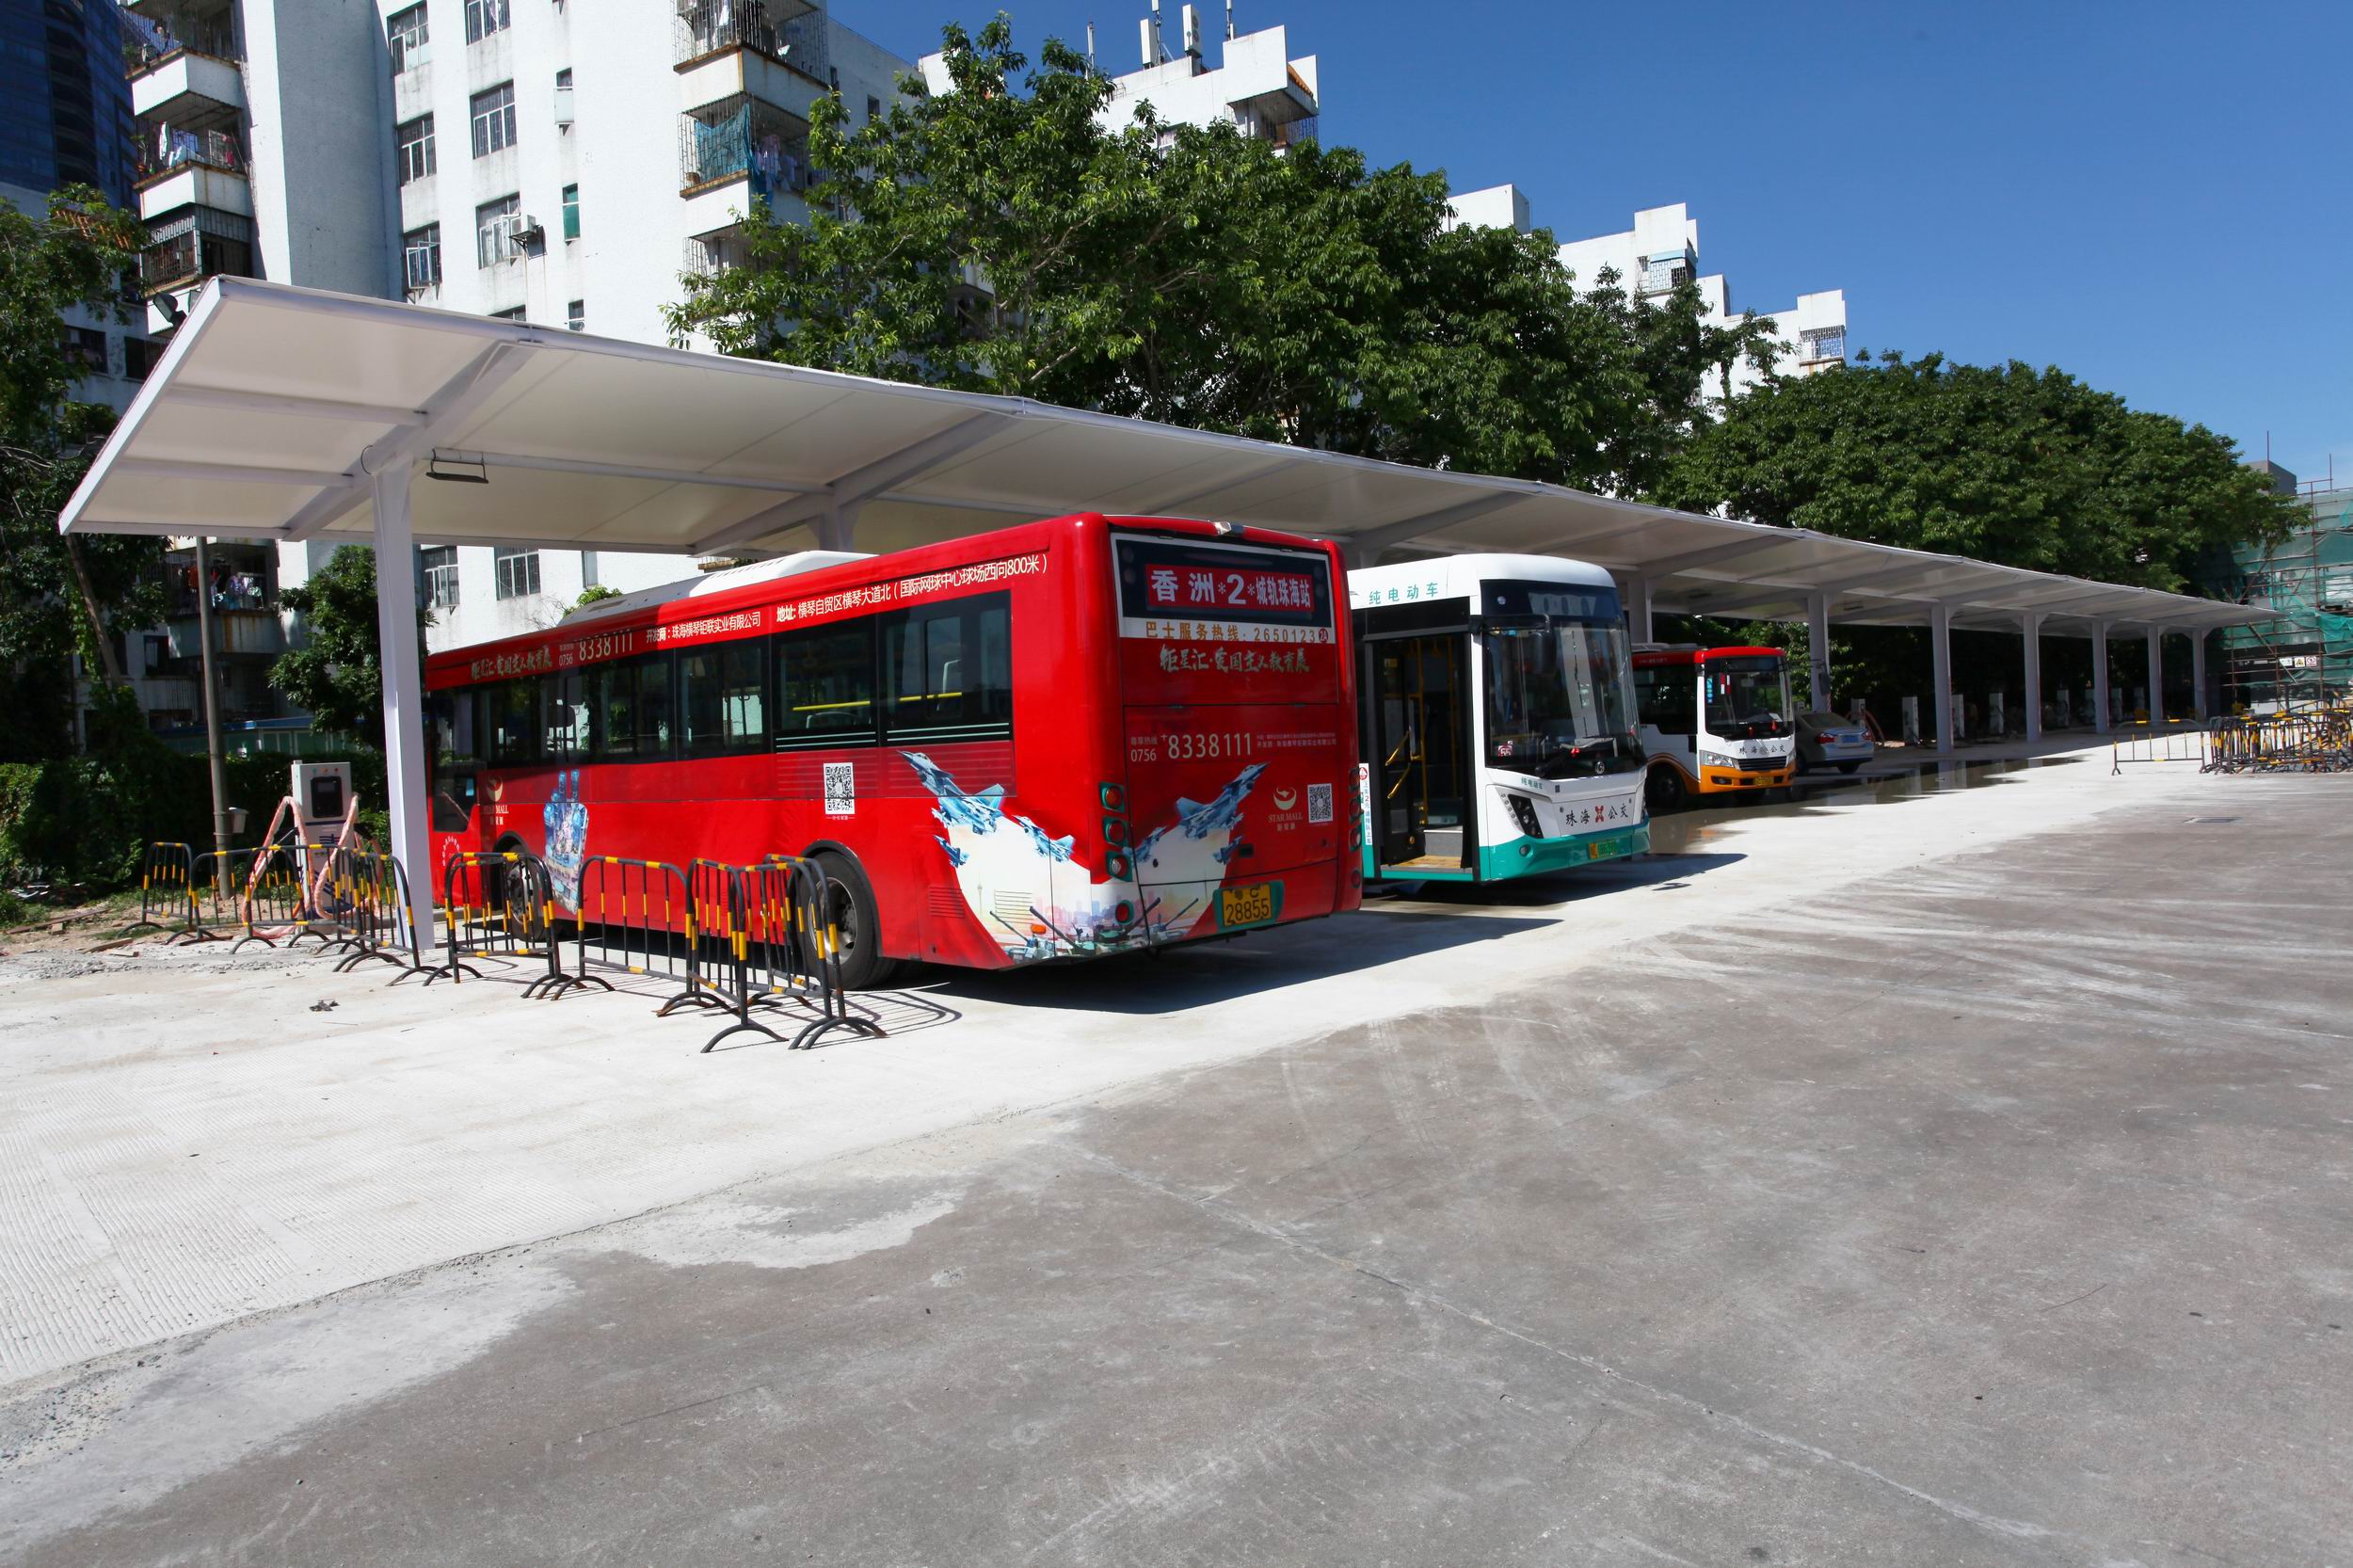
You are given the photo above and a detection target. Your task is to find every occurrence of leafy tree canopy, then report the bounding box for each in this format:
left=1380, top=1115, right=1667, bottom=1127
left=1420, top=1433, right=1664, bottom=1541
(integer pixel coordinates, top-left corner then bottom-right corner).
left=0, top=184, right=161, bottom=752
left=1655, top=351, right=2297, bottom=592
left=272, top=547, right=427, bottom=752
left=668, top=17, right=1773, bottom=497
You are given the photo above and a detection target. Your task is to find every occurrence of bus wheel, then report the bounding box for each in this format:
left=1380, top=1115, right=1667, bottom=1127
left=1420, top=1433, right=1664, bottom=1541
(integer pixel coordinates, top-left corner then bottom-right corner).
left=810, top=852, right=898, bottom=990
left=1644, top=765, right=1687, bottom=814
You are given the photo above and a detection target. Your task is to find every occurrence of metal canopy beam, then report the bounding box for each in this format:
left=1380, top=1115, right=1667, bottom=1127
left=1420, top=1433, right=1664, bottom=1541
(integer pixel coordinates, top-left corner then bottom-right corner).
left=1342, top=491, right=1529, bottom=560
left=162, top=384, right=425, bottom=426
left=690, top=410, right=1017, bottom=555
left=1635, top=534, right=1793, bottom=580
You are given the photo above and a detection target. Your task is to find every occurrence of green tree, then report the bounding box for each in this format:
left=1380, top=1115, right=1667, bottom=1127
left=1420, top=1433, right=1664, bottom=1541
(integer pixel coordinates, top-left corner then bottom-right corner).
left=272, top=547, right=429, bottom=751
left=667, top=17, right=1720, bottom=496
left=1656, top=351, right=2297, bottom=591
left=0, top=184, right=162, bottom=756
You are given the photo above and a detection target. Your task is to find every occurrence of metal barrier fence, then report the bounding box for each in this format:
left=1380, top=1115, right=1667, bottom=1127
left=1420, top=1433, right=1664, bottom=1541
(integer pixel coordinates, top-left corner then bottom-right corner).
left=2206, top=709, right=2353, bottom=773
left=418, top=850, right=573, bottom=992
left=318, top=848, right=426, bottom=973
left=124, top=841, right=197, bottom=936
left=2111, top=725, right=2215, bottom=773
left=553, top=856, right=695, bottom=1000
left=656, top=856, right=886, bottom=1053
left=112, top=837, right=896, bottom=1058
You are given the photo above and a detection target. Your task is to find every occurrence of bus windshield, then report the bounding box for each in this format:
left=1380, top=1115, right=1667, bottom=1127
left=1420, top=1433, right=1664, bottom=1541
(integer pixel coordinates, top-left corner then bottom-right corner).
left=1481, top=619, right=1641, bottom=777
left=1704, top=656, right=1792, bottom=736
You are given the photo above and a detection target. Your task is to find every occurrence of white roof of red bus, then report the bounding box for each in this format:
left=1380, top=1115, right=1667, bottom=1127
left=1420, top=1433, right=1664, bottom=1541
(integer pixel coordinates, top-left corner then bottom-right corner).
left=61, top=278, right=2274, bottom=641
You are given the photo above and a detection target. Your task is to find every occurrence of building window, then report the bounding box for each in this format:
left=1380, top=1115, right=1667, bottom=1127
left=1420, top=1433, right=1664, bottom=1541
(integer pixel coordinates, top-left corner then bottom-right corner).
left=386, top=4, right=429, bottom=72
left=64, top=327, right=109, bottom=376
left=123, top=337, right=163, bottom=381
left=561, top=184, right=579, bottom=240
left=1800, top=327, right=1847, bottom=364
left=553, top=67, right=574, bottom=127
left=395, top=116, right=436, bottom=184
left=493, top=547, right=541, bottom=600
left=464, top=0, right=511, bottom=45
left=475, top=194, right=520, bottom=267
left=470, top=82, right=517, bottom=158
left=403, top=223, right=442, bottom=289
left=490, top=307, right=526, bottom=321
left=566, top=299, right=584, bottom=332
left=422, top=547, right=460, bottom=610
left=866, top=95, right=881, bottom=122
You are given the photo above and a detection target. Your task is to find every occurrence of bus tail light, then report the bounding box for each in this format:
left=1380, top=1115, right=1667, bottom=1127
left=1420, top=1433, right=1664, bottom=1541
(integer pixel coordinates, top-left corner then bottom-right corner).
left=1114, top=900, right=1134, bottom=924
left=1099, top=783, right=1126, bottom=812
left=1103, top=817, right=1128, bottom=845
left=1107, top=852, right=1131, bottom=880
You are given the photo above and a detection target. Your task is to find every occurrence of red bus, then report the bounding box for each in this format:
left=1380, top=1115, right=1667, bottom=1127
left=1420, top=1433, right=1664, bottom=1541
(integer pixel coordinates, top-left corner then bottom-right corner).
left=423, top=514, right=1361, bottom=985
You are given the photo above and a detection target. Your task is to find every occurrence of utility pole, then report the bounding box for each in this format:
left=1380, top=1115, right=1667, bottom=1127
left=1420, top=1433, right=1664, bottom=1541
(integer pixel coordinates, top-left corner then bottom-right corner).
left=191, top=536, right=233, bottom=894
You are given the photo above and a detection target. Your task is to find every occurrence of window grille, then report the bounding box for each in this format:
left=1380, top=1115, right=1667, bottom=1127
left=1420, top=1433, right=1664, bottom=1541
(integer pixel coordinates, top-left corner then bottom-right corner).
left=493, top=547, right=541, bottom=600
left=422, top=547, right=459, bottom=610
left=464, top=0, right=511, bottom=45
left=1800, top=327, right=1847, bottom=363
left=471, top=82, right=517, bottom=158
left=396, top=116, right=435, bottom=184
left=386, top=4, right=428, bottom=72
left=475, top=195, right=521, bottom=267
left=403, top=223, right=442, bottom=289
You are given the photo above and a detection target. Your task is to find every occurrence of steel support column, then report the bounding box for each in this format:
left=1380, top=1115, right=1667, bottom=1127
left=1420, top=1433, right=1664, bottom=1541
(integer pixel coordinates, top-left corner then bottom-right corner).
left=1929, top=603, right=1955, bottom=753
left=2091, top=622, right=2111, bottom=735
left=1625, top=577, right=1654, bottom=643
left=2023, top=611, right=2044, bottom=742
left=2145, top=628, right=2163, bottom=727
left=2192, top=631, right=2209, bottom=720
left=1807, top=591, right=1832, bottom=709
left=372, top=466, right=435, bottom=950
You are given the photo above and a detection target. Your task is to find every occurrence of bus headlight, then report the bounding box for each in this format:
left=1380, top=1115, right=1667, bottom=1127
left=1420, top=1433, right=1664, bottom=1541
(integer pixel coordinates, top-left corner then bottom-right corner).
left=1506, top=794, right=1542, bottom=839
left=1700, top=751, right=1738, bottom=768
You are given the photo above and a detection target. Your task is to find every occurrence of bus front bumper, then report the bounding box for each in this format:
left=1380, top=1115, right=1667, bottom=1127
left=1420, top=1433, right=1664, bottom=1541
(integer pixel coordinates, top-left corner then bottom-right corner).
left=1475, top=821, right=1651, bottom=880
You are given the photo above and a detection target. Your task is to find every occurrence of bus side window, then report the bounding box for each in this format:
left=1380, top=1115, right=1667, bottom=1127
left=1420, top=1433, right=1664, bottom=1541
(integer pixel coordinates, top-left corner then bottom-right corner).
left=546, top=671, right=590, bottom=760
left=882, top=592, right=1011, bottom=740
left=681, top=639, right=768, bottom=756
left=1632, top=666, right=1693, bottom=736
left=638, top=652, right=675, bottom=756
left=593, top=661, right=637, bottom=760
left=775, top=620, right=875, bottom=747
left=490, top=676, right=543, bottom=767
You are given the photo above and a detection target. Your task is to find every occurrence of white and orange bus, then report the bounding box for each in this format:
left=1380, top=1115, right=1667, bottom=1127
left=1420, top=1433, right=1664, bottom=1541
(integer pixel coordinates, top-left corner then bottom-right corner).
left=1632, top=644, right=1797, bottom=810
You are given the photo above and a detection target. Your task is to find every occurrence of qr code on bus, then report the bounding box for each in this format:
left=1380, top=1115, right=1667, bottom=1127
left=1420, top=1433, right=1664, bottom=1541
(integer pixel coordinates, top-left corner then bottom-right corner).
left=823, top=760, right=855, bottom=817
left=1305, top=782, right=1334, bottom=824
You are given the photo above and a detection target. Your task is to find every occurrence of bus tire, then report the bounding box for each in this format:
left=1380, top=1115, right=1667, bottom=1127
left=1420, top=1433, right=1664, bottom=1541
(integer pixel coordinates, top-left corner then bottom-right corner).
left=809, top=852, right=899, bottom=991
left=1644, top=764, right=1687, bottom=814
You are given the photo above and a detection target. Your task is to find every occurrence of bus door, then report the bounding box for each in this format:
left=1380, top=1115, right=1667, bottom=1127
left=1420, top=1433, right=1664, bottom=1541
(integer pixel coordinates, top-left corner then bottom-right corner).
left=1369, top=633, right=1469, bottom=870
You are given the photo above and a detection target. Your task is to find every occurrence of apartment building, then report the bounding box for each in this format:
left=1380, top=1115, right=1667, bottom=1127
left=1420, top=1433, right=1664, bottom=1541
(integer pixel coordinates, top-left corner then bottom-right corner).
left=4, top=0, right=154, bottom=414
left=120, top=0, right=915, bottom=658
left=1451, top=188, right=1849, bottom=399
left=919, top=2, right=1317, bottom=149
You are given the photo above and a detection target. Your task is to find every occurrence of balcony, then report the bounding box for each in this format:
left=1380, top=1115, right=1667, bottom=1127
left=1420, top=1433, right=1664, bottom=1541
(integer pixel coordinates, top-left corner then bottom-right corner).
left=141, top=207, right=256, bottom=297
left=680, top=96, right=812, bottom=216
left=135, top=126, right=250, bottom=220
left=128, top=44, right=243, bottom=122
left=676, top=0, right=821, bottom=69
left=168, top=610, right=287, bottom=660
left=677, top=1, right=828, bottom=120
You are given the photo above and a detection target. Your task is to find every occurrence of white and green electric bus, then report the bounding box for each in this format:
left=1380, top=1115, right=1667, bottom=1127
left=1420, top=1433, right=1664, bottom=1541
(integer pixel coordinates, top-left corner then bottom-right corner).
left=1350, top=555, right=1649, bottom=884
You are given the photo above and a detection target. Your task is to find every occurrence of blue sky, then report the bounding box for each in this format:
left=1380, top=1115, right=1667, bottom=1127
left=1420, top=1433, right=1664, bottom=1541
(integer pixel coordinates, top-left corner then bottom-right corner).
left=846, top=0, right=2351, bottom=487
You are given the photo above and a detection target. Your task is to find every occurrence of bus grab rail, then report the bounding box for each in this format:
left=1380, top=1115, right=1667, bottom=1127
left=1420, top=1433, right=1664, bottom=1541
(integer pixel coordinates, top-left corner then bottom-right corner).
left=656, top=856, right=886, bottom=1053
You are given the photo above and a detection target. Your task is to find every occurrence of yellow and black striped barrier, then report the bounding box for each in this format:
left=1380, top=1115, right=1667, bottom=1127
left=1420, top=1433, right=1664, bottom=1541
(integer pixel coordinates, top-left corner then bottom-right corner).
left=655, top=856, right=885, bottom=1053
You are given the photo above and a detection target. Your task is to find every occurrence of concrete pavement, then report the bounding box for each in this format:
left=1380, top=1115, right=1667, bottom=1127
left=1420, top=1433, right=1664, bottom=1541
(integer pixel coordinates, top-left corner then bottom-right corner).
left=2, top=756, right=2348, bottom=1563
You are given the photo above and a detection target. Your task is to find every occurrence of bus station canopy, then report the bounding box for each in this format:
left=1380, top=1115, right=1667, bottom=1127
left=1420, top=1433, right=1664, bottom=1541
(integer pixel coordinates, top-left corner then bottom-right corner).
left=66, top=278, right=2272, bottom=640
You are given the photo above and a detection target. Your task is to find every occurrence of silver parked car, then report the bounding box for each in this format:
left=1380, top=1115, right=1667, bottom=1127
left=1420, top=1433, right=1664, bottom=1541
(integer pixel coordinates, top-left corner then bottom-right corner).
left=1795, top=711, right=1875, bottom=775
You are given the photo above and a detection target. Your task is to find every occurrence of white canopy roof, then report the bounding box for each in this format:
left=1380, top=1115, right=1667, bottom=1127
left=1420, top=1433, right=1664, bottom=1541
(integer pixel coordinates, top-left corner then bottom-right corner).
left=65, top=278, right=2269, bottom=637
